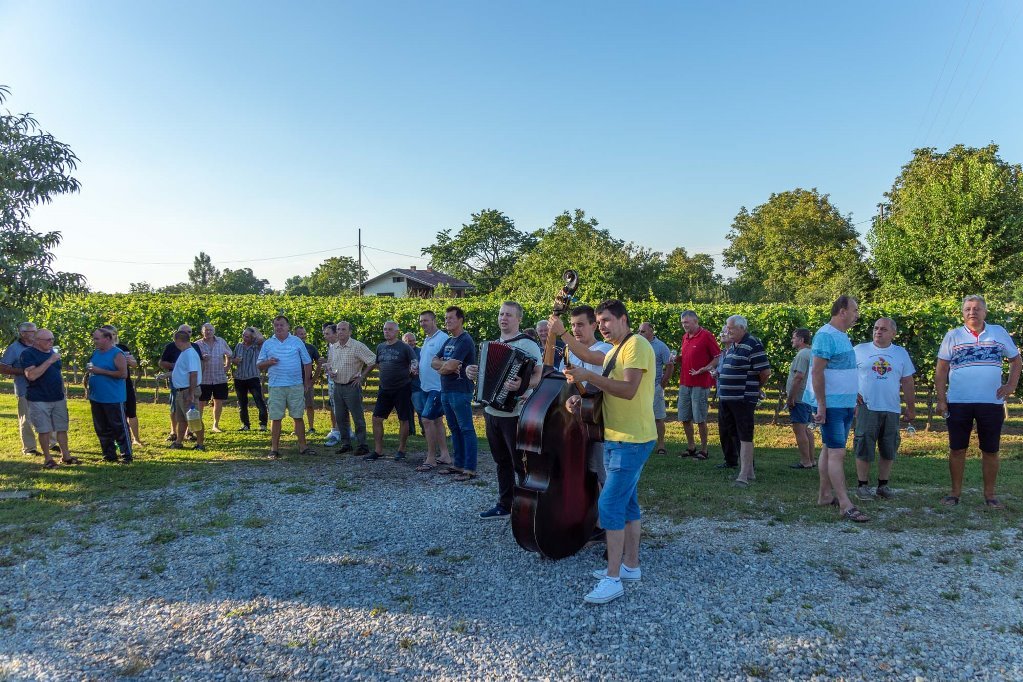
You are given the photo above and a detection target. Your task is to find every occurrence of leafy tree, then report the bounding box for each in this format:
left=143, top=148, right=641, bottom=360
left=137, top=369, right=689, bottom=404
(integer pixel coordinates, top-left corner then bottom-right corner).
left=283, top=275, right=310, bottom=296
left=422, top=209, right=536, bottom=293
left=284, top=256, right=366, bottom=296
left=499, top=209, right=661, bottom=303
left=214, top=267, right=271, bottom=295
left=187, top=251, right=220, bottom=292
left=157, top=282, right=191, bottom=294
left=654, top=247, right=726, bottom=302
left=867, top=144, right=1023, bottom=299
left=723, top=188, right=867, bottom=304
left=129, top=281, right=154, bottom=294
left=0, top=85, right=86, bottom=332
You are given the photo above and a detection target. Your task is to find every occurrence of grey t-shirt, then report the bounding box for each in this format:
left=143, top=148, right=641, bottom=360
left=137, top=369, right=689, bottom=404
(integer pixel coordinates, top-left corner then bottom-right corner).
left=376, top=341, right=418, bottom=390
left=786, top=347, right=812, bottom=397
left=2, top=340, right=31, bottom=397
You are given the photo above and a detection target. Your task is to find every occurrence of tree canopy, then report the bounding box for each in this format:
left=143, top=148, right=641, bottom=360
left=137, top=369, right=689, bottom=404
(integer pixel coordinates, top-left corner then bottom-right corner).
left=867, top=144, right=1023, bottom=299
left=722, top=188, right=867, bottom=304
left=188, top=252, right=219, bottom=292
left=499, top=209, right=662, bottom=303
left=0, top=85, right=86, bottom=332
left=215, top=267, right=271, bottom=295
left=422, top=209, right=536, bottom=294
left=285, top=256, right=367, bottom=296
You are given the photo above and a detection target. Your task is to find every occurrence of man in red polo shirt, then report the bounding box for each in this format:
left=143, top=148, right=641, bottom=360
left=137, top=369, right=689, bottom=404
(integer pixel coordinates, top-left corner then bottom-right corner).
left=676, top=310, right=720, bottom=460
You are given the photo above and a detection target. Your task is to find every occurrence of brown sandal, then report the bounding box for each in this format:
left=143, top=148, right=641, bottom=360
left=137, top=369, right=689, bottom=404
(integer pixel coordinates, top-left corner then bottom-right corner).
left=452, top=472, right=477, bottom=482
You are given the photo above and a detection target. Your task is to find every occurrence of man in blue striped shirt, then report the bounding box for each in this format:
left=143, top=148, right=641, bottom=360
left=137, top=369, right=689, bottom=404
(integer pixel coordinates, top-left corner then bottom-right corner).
left=257, top=315, right=314, bottom=459
left=805, top=296, right=867, bottom=522
left=717, top=315, right=771, bottom=486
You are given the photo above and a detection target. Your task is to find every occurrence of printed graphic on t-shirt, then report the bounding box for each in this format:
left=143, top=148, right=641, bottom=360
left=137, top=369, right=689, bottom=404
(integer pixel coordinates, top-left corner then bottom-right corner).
left=949, top=343, right=1007, bottom=370
left=871, top=358, right=893, bottom=378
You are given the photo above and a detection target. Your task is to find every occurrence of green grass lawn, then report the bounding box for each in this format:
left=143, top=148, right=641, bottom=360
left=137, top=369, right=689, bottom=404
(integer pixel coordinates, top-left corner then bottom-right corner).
left=2, top=388, right=1022, bottom=561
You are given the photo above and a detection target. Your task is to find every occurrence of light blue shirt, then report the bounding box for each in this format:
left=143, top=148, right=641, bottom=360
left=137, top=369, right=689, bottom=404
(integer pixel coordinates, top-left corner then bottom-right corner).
left=257, top=334, right=311, bottom=387
left=418, top=329, right=449, bottom=393
left=803, top=323, right=858, bottom=409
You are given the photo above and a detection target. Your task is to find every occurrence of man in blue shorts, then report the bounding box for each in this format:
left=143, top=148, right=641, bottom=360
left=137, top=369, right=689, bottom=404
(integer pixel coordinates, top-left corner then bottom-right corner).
left=806, top=296, right=868, bottom=522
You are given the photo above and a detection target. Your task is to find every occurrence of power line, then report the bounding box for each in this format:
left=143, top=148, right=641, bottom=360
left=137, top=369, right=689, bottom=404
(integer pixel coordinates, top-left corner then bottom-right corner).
left=921, top=0, right=986, bottom=146
left=363, top=244, right=430, bottom=261
left=936, top=3, right=1001, bottom=142
left=63, top=244, right=358, bottom=266
left=916, top=1, right=973, bottom=147
left=950, top=1, right=1022, bottom=141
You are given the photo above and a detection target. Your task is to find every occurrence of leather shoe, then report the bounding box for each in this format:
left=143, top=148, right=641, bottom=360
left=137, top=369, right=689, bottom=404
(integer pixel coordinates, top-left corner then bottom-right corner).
left=715, top=462, right=737, bottom=469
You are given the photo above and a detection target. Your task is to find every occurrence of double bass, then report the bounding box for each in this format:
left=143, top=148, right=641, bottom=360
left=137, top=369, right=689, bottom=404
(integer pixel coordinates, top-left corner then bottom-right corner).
left=512, top=270, right=599, bottom=559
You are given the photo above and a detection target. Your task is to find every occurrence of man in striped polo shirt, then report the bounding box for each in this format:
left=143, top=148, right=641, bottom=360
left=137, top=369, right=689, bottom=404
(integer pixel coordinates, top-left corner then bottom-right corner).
left=806, top=296, right=867, bottom=522
left=716, top=315, right=771, bottom=486
left=935, top=295, right=1021, bottom=508
left=257, top=315, right=315, bottom=459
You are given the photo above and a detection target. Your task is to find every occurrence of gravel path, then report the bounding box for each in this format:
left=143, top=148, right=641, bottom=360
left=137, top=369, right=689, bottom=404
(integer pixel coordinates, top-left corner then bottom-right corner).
left=2, top=450, right=1023, bottom=681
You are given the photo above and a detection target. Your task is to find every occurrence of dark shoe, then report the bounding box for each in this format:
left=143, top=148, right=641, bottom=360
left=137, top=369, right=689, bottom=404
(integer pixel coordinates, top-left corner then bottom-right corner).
left=300, top=448, right=317, bottom=456
left=120, top=457, right=133, bottom=464
left=307, top=427, right=316, bottom=434
left=103, top=455, right=118, bottom=463
left=267, top=451, right=281, bottom=460
left=169, top=441, right=184, bottom=450
left=985, top=497, right=1005, bottom=509
left=715, top=463, right=737, bottom=469
left=185, top=432, right=197, bottom=442
left=238, top=425, right=250, bottom=432
left=164, top=434, right=176, bottom=442
left=355, top=445, right=370, bottom=457
left=695, top=451, right=709, bottom=461
left=394, top=451, right=406, bottom=461
left=50, top=443, right=61, bottom=452
left=24, top=449, right=42, bottom=456
left=940, top=495, right=960, bottom=506
left=655, top=448, right=668, bottom=455
left=789, top=462, right=815, bottom=469
left=479, top=505, right=510, bottom=520
left=681, top=448, right=696, bottom=458
left=875, top=485, right=895, bottom=500
left=589, top=528, right=607, bottom=543
left=336, top=444, right=353, bottom=454
left=193, top=444, right=206, bottom=452
left=363, top=451, right=382, bottom=461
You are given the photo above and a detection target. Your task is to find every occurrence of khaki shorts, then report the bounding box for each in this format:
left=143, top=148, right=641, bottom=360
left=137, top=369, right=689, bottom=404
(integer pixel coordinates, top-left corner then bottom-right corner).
left=29, top=400, right=69, bottom=432
left=269, top=384, right=305, bottom=421
left=653, top=385, right=667, bottom=420
left=171, top=389, right=195, bottom=420
left=677, top=385, right=710, bottom=423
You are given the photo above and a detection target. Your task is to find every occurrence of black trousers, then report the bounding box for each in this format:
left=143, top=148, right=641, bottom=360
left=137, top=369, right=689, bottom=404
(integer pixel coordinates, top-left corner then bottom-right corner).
left=91, top=400, right=132, bottom=460
left=486, top=412, right=524, bottom=511
left=718, top=402, right=742, bottom=467
left=235, top=378, right=268, bottom=428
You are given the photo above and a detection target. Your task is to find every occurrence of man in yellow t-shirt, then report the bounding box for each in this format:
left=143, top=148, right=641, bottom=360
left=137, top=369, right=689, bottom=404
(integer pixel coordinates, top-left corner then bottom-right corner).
left=565, top=299, right=655, bottom=605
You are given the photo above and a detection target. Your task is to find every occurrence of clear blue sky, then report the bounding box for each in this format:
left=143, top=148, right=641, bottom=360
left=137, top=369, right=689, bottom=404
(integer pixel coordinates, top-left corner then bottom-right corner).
left=2, top=0, right=1021, bottom=292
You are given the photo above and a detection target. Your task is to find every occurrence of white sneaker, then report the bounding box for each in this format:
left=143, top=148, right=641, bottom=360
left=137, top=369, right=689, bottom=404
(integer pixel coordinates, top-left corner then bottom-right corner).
left=584, top=576, right=624, bottom=604
left=591, top=563, right=642, bottom=582
left=324, top=431, right=341, bottom=447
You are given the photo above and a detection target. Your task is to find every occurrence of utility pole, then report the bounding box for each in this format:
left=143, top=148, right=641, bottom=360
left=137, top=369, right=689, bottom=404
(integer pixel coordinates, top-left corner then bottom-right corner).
left=358, top=228, right=363, bottom=296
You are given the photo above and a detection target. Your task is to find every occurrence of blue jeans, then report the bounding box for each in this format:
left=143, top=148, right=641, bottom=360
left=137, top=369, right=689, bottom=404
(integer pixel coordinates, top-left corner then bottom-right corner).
left=820, top=407, right=855, bottom=449
left=599, top=440, right=654, bottom=531
left=442, top=391, right=477, bottom=472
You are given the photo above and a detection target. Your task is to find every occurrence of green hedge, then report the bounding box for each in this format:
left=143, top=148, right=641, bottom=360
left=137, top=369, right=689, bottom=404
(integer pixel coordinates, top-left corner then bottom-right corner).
left=33, top=294, right=1021, bottom=386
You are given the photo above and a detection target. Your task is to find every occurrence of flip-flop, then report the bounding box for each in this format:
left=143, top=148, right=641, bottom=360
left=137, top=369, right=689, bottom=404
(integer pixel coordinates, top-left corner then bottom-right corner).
left=655, top=448, right=667, bottom=455
left=940, top=495, right=960, bottom=506
left=61, top=457, right=82, bottom=465
left=694, top=451, right=709, bottom=461
left=415, top=463, right=437, bottom=472
left=984, top=498, right=1005, bottom=509
left=681, top=449, right=696, bottom=458
left=843, top=506, right=869, bottom=523
left=453, top=472, right=477, bottom=482
left=438, top=467, right=461, bottom=475
left=42, top=460, right=58, bottom=469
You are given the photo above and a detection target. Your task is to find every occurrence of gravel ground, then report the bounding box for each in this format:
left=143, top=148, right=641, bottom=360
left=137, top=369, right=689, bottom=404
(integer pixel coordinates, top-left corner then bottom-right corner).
left=2, top=450, right=1023, bottom=681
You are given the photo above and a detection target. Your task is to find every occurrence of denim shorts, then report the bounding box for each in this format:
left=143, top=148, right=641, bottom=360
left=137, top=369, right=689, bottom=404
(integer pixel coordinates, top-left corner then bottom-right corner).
left=599, top=440, right=654, bottom=531
left=789, top=402, right=813, bottom=425
left=820, top=407, right=855, bottom=449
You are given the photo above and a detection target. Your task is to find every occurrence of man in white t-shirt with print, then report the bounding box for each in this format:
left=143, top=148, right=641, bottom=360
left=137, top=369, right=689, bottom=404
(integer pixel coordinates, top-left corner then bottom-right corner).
left=467, top=301, right=543, bottom=519
left=935, top=295, right=1021, bottom=509
left=853, top=317, right=916, bottom=501
left=551, top=305, right=612, bottom=485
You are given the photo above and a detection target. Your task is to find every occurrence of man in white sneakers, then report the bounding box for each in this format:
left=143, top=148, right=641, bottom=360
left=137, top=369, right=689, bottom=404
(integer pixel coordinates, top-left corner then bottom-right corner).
left=853, top=318, right=916, bottom=500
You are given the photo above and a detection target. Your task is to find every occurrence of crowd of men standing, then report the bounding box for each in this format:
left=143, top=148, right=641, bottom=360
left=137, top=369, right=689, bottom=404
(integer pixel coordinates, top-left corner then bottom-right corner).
left=2, top=294, right=1019, bottom=601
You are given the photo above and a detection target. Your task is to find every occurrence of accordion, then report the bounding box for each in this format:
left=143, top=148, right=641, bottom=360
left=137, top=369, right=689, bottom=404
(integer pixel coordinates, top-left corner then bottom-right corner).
left=475, top=341, right=536, bottom=412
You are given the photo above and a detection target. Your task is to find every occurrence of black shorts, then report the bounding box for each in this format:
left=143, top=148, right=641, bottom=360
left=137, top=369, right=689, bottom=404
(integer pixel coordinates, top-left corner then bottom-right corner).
left=373, top=386, right=413, bottom=421
left=123, top=380, right=137, bottom=419
left=947, top=402, right=1005, bottom=453
left=721, top=400, right=756, bottom=442
left=200, top=382, right=230, bottom=402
